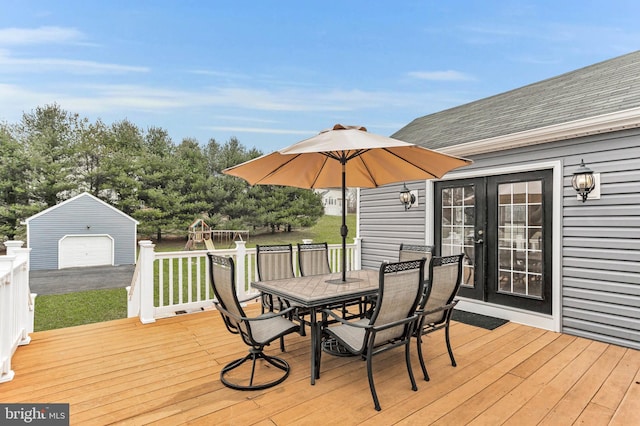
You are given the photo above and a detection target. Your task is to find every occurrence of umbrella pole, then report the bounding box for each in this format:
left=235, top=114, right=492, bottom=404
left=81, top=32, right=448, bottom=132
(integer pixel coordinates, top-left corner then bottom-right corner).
left=341, top=160, right=347, bottom=282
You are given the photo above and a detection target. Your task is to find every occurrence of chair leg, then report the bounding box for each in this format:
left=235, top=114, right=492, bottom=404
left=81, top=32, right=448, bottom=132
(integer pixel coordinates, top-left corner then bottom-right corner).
left=297, top=311, right=306, bottom=336
left=416, top=334, right=430, bottom=381
left=220, top=348, right=290, bottom=391
left=280, top=336, right=285, bottom=352
left=405, top=341, right=418, bottom=391
left=445, top=322, right=457, bottom=367
left=366, top=353, right=382, bottom=411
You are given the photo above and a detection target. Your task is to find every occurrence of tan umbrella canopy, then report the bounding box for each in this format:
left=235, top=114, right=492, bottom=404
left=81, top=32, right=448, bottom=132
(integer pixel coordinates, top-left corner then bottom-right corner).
left=224, top=124, right=472, bottom=282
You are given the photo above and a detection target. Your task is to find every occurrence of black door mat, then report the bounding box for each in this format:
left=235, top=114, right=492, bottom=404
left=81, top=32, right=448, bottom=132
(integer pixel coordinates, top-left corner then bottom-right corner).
left=451, top=310, right=508, bottom=330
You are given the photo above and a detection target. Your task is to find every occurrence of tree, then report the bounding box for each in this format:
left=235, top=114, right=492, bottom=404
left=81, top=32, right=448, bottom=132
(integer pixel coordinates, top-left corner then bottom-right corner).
left=204, top=138, right=262, bottom=227
left=134, top=127, right=179, bottom=240
left=18, top=104, right=85, bottom=207
left=170, top=137, right=212, bottom=231
left=205, top=136, right=261, bottom=174
left=99, top=120, right=145, bottom=214
left=0, top=123, right=38, bottom=240
left=77, top=119, right=110, bottom=195
left=241, top=185, right=324, bottom=232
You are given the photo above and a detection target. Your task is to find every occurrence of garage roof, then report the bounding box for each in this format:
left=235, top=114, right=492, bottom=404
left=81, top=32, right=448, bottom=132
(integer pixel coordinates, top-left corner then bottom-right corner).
left=23, top=192, right=139, bottom=224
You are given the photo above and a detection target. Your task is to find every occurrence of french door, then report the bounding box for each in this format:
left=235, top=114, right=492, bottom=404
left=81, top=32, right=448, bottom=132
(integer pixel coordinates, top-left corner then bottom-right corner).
left=434, top=170, right=553, bottom=314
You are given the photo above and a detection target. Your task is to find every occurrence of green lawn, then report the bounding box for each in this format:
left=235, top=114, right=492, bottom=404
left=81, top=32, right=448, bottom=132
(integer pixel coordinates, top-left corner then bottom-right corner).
left=34, top=214, right=356, bottom=331
left=153, top=214, right=356, bottom=251
left=34, top=288, right=128, bottom=332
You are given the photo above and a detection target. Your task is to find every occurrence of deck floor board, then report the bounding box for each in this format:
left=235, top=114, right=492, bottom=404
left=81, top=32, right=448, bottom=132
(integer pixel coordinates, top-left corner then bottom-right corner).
left=1, top=302, right=638, bottom=425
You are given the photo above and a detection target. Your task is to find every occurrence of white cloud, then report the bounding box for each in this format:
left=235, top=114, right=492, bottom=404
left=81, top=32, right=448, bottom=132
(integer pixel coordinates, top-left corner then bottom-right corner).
left=204, top=126, right=314, bottom=135
left=0, top=80, right=449, bottom=129
left=408, top=70, right=474, bottom=81
left=0, top=51, right=149, bottom=74
left=212, top=115, right=278, bottom=124
left=0, top=26, right=84, bottom=46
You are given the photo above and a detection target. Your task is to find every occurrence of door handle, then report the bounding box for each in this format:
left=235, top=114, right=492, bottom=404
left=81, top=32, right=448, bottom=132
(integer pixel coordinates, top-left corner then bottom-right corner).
left=474, top=238, right=484, bottom=244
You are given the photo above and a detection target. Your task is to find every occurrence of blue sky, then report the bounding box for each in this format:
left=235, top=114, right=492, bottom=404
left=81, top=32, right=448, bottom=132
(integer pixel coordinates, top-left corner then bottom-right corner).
left=1, top=1, right=639, bottom=153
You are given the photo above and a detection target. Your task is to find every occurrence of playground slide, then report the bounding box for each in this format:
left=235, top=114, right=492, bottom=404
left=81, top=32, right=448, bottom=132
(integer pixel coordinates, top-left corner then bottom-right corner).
left=204, top=239, right=215, bottom=250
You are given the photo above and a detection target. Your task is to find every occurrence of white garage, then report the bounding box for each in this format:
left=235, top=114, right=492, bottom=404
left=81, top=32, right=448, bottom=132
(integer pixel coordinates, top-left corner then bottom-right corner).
left=59, top=235, right=114, bottom=269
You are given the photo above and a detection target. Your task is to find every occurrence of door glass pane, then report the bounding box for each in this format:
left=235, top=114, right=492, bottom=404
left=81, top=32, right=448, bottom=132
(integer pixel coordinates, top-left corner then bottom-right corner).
left=441, top=184, right=475, bottom=287
left=496, top=180, right=543, bottom=298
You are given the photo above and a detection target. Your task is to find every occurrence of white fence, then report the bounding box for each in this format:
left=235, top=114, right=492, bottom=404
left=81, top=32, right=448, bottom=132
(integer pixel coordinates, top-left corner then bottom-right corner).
left=127, top=239, right=361, bottom=323
left=0, top=242, right=35, bottom=383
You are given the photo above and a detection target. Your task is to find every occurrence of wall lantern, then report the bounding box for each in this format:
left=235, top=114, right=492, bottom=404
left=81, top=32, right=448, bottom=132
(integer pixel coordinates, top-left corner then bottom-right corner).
left=399, top=183, right=416, bottom=210
left=571, top=159, right=595, bottom=203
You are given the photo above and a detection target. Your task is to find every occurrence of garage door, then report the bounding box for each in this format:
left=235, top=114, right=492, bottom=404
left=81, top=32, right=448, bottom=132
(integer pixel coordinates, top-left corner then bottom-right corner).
left=59, top=235, right=114, bottom=269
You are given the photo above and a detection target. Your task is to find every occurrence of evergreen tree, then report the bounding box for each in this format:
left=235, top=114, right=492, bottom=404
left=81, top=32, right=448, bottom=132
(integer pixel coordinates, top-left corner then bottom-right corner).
left=0, top=124, right=38, bottom=240
left=134, top=127, right=178, bottom=240
left=18, top=104, right=84, bottom=207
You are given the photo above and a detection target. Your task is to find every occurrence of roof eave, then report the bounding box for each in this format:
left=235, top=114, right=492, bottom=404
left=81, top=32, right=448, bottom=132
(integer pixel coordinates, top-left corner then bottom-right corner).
left=438, top=106, right=640, bottom=157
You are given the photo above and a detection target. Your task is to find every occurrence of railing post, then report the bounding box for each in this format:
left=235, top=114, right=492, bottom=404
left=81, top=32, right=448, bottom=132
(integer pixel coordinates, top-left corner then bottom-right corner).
left=354, top=237, right=362, bottom=270
left=138, top=240, right=156, bottom=324
left=0, top=254, right=16, bottom=383
left=4, top=241, right=33, bottom=341
left=4, top=241, right=24, bottom=257
left=234, top=241, right=247, bottom=299
left=127, top=261, right=141, bottom=319
left=0, top=240, right=32, bottom=383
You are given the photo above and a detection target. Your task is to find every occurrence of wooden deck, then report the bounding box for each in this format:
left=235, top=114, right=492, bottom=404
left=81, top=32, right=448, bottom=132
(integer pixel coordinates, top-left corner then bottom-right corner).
left=1, top=303, right=638, bottom=425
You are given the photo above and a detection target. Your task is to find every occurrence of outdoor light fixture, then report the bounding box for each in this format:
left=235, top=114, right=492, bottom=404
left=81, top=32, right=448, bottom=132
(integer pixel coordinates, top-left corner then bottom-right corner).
left=399, top=183, right=416, bottom=210
left=571, top=159, right=596, bottom=203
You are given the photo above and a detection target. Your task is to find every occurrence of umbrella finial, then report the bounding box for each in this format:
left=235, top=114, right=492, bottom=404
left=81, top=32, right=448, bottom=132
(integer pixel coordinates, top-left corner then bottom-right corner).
left=325, top=124, right=367, bottom=133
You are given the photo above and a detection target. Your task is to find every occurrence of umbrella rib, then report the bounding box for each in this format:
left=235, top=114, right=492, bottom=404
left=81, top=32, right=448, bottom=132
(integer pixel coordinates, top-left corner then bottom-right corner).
left=323, top=149, right=368, bottom=164
left=254, top=153, right=303, bottom=184
left=382, top=147, right=439, bottom=178
left=309, top=155, right=329, bottom=188
left=355, top=154, right=380, bottom=187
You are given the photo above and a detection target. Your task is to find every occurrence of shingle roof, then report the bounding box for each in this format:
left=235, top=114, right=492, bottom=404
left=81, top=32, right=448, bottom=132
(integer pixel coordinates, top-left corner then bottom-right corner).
left=392, top=50, right=640, bottom=150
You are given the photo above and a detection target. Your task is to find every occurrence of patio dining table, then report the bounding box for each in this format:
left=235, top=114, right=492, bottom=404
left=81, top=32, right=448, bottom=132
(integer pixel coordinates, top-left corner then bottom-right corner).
left=252, top=269, right=379, bottom=385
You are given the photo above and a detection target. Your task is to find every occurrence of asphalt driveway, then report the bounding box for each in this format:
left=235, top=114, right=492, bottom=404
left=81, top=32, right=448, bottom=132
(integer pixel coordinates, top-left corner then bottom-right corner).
left=29, top=264, right=136, bottom=295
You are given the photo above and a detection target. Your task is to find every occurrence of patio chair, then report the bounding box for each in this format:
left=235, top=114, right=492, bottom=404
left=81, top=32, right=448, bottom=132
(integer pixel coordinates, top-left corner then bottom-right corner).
left=256, top=244, right=306, bottom=335
left=207, top=253, right=299, bottom=390
left=399, top=243, right=435, bottom=286
left=256, top=244, right=295, bottom=313
left=363, top=243, right=435, bottom=317
left=413, top=254, right=464, bottom=381
left=298, top=242, right=364, bottom=319
left=256, top=244, right=296, bottom=281
left=320, top=258, right=426, bottom=411
left=398, top=243, right=435, bottom=263
left=297, top=242, right=331, bottom=276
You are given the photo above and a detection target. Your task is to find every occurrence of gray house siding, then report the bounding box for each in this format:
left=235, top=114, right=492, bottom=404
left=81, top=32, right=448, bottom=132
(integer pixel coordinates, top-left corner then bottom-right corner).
left=27, top=194, right=138, bottom=270
left=560, top=131, right=640, bottom=350
left=360, top=181, right=426, bottom=267
left=360, top=127, right=640, bottom=350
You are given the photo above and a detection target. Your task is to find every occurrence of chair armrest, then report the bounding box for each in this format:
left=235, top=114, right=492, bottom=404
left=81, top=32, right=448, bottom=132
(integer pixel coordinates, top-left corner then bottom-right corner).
left=372, top=314, right=420, bottom=332
left=322, top=309, right=420, bottom=332
left=321, top=308, right=372, bottom=328
left=214, top=301, right=298, bottom=322
left=416, top=300, right=458, bottom=317
left=237, top=294, right=261, bottom=304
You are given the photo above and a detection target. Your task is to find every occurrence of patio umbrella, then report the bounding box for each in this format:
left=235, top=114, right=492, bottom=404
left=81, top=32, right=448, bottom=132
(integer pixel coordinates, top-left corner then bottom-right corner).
left=223, top=124, right=472, bottom=282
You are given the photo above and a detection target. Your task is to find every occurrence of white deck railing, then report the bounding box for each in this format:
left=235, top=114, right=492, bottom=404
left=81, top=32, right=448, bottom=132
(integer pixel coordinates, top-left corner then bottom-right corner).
left=127, top=239, right=362, bottom=323
left=0, top=238, right=359, bottom=381
left=0, top=242, right=35, bottom=383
